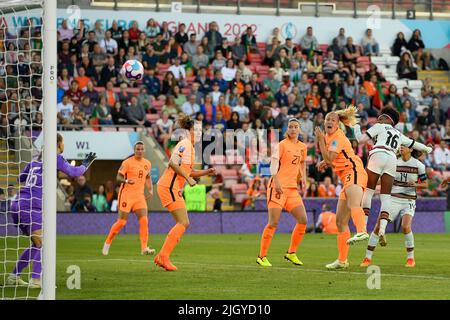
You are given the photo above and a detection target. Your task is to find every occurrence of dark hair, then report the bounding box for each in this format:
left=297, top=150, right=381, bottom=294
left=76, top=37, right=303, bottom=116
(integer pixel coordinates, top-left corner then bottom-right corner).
left=57, top=133, right=63, bottom=145
left=380, top=107, right=400, bottom=126
left=178, top=114, right=195, bottom=130
left=411, top=149, right=423, bottom=159
left=134, top=141, right=144, bottom=148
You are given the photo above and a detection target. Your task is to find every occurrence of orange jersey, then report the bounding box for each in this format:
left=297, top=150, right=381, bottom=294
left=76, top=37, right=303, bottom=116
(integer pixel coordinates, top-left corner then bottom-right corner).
left=118, top=156, right=151, bottom=196
left=324, top=128, right=364, bottom=174
left=318, top=184, right=336, bottom=198
left=269, top=139, right=307, bottom=189
left=320, top=211, right=338, bottom=234
left=158, top=138, right=195, bottom=190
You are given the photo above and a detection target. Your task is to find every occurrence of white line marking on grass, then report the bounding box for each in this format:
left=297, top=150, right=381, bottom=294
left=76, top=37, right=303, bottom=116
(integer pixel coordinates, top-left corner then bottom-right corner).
left=58, top=259, right=450, bottom=281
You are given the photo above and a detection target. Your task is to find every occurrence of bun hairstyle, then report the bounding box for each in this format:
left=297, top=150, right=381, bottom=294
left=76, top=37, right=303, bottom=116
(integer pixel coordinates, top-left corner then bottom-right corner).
left=334, top=105, right=359, bottom=127
left=380, top=107, right=400, bottom=126
left=178, top=114, right=195, bottom=130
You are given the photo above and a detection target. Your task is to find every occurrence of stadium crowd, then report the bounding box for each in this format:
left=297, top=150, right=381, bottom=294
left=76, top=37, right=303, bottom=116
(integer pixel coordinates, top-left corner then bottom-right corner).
left=1, top=18, right=450, bottom=210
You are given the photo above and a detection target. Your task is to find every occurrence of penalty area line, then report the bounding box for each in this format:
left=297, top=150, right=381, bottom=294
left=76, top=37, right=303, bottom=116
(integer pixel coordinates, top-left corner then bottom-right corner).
left=58, top=258, right=450, bottom=281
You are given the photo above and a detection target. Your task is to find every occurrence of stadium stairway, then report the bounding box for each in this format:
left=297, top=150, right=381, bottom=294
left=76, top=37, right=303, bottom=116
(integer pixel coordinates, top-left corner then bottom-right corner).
left=0, top=139, right=19, bottom=191
left=418, top=70, right=450, bottom=91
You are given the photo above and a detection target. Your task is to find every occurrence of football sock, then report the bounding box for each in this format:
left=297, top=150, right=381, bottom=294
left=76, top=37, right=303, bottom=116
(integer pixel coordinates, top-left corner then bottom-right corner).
left=105, top=219, right=127, bottom=245
left=337, top=230, right=350, bottom=263
left=288, top=223, right=306, bottom=253
left=138, top=215, right=149, bottom=251
left=160, top=223, right=186, bottom=257
left=405, top=232, right=414, bottom=259
left=351, top=207, right=366, bottom=233
left=259, top=224, right=276, bottom=258
left=366, top=232, right=379, bottom=259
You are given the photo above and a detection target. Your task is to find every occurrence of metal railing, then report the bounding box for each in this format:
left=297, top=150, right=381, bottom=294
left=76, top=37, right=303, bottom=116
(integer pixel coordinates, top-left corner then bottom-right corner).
left=89, top=0, right=449, bottom=19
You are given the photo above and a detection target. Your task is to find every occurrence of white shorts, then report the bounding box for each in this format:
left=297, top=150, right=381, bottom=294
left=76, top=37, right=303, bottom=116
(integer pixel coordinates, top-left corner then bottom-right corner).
left=389, top=197, right=416, bottom=222
left=367, top=151, right=397, bottom=177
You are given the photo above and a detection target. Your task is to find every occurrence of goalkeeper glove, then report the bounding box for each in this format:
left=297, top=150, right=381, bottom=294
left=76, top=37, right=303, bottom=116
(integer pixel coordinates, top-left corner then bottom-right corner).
left=82, top=152, right=97, bottom=169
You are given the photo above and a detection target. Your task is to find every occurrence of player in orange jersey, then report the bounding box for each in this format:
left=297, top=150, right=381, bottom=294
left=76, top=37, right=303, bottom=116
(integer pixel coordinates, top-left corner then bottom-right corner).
left=102, top=141, right=155, bottom=256
left=315, top=106, right=369, bottom=270
left=154, top=115, right=216, bottom=271
left=256, top=118, right=308, bottom=267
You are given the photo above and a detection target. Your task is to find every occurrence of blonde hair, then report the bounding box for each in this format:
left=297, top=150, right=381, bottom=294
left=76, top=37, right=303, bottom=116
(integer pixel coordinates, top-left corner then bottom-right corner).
left=334, top=105, right=359, bottom=127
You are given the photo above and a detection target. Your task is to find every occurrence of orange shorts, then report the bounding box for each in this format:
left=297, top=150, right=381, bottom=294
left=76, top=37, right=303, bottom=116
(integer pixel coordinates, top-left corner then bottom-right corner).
left=267, top=187, right=304, bottom=212
left=118, top=194, right=147, bottom=213
left=338, top=168, right=368, bottom=200
left=157, top=184, right=186, bottom=212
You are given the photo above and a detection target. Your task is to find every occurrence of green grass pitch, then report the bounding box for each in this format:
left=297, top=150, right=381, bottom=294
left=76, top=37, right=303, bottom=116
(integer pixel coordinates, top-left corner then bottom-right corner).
left=2, top=233, right=450, bottom=299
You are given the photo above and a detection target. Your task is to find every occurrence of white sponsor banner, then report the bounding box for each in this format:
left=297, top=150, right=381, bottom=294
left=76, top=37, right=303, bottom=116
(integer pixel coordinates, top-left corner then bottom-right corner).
left=57, top=131, right=139, bottom=160
left=1, top=9, right=448, bottom=49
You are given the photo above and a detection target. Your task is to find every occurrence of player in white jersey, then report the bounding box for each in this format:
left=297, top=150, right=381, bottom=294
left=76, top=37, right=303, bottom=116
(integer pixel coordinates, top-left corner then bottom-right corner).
left=352, top=107, right=432, bottom=245
left=359, top=146, right=427, bottom=267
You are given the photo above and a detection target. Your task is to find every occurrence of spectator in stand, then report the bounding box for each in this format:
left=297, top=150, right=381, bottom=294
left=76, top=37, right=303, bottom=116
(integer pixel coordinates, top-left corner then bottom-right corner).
left=328, top=37, right=343, bottom=62
left=82, top=31, right=98, bottom=52
left=213, top=70, right=229, bottom=93
left=397, top=50, right=418, bottom=80
left=322, top=50, right=338, bottom=80
left=278, top=48, right=291, bottom=71
left=361, top=28, right=380, bottom=56
left=211, top=82, right=223, bottom=106
left=111, top=101, right=128, bottom=125
left=227, top=111, right=242, bottom=130
left=168, top=57, right=186, bottom=85
left=124, top=96, right=151, bottom=128
left=298, top=73, right=311, bottom=97
left=429, top=97, right=445, bottom=126
left=196, top=67, right=212, bottom=94
left=58, top=19, right=73, bottom=41
left=205, top=21, right=223, bottom=53
left=211, top=50, right=227, bottom=72
left=182, top=94, right=200, bottom=117
left=384, top=84, right=403, bottom=112
left=117, top=30, right=132, bottom=54
left=318, top=176, right=336, bottom=197
left=117, top=82, right=131, bottom=107
left=66, top=54, right=78, bottom=78
left=65, top=80, right=83, bottom=106
left=200, top=94, right=217, bottom=123
left=73, top=175, right=93, bottom=204
left=161, top=71, right=178, bottom=96
left=438, top=86, right=449, bottom=113
left=172, top=85, right=187, bottom=107
left=392, top=32, right=408, bottom=57
left=275, top=84, right=289, bottom=107
left=408, top=29, right=425, bottom=55
left=102, top=81, right=118, bottom=108
left=128, top=21, right=141, bottom=45
left=231, top=37, right=247, bottom=62
left=221, top=59, right=237, bottom=82
left=272, top=60, right=284, bottom=82
left=162, top=95, right=180, bottom=119
left=93, top=21, right=105, bottom=42
left=160, top=21, right=173, bottom=42
left=200, top=37, right=214, bottom=61
left=79, top=96, right=95, bottom=119
left=282, top=38, right=297, bottom=58
left=306, top=181, right=319, bottom=197
left=306, top=51, right=322, bottom=76
left=109, top=20, right=123, bottom=41
left=58, top=67, right=73, bottom=91
left=99, top=30, right=118, bottom=56
left=216, top=95, right=232, bottom=121
left=343, top=37, right=360, bottom=65
left=233, top=97, right=250, bottom=122
left=306, top=83, right=321, bottom=108
left=401, top=87, right=418, bottom=110
left=192, top=45, right=209, bottom=71
left=72, top=193, right=96, bottom=213
left=93, top=96, right=114, bottom=125
left=237, top=60, right=252, bottom=83
left=0, top=189, right=7, bottom=214
left=343, top=75, right=358, bottom=104
left=274, top=106, right=289, bottom=134
left=175, top=23, right=188, bottom=46
left=183, top=33, right=198, bottom=58
left=156, top=110, right=174, bottom=151
left=287, top=93, right=303, bottom=117
left=267, top=27, right=285, bottom=45
left=92, top=184, right=109, bottom=212
left=190, top=82, right=205, bottom=105
left=74, top=66, right=91, bottom=92
left=331, top=28, right=345, bottom=49
left=402, top=99, right=417, bottom=124
left=264, top=36, right=281, bottom=67
left=213, top=110, right=227, bottom=133
left=99, top=55, right=119, bottom=86
left=142, top=68, right=161, bottom=98
left=354, top=86, right=373, bottom=115
left=288, top=60, right=303, bottom=85
left=300, top=26, right=318, bottom=55
left=264, top=68, right=281, bottom=95
left=215, top=37, right=232, bottom=60
left=241, top=26, right=257, bottom=54
left=433, top=140, right=450, bottom=171
left=299, top=109, right=314, bottom=140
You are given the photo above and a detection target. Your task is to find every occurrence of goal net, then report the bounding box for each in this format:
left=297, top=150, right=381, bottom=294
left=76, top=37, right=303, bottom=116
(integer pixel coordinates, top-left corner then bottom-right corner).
left=0, top=0, right=56, bottom=300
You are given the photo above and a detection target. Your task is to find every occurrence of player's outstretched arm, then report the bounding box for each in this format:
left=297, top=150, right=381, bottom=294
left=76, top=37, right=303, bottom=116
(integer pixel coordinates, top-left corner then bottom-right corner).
left=190, top=168, right=216, bottom=178
left=57, top=154, right=91, bottom=177
left=169, top=160, right=196, bottom=186
left=353, top=124, right=371, bottom=144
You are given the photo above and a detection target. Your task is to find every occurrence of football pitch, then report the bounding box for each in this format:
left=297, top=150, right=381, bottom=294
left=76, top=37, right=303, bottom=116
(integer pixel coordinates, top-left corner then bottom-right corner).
left=2, top=233, right=450, bottom=300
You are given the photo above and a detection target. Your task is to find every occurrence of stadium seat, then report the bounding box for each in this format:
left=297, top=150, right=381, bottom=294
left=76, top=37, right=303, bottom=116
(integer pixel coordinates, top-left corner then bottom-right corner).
left=231, top=183, right=248, bottom=204
left=407, top=80, right=423, bottom=90
left=221, top=169, right=239, bottom=189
